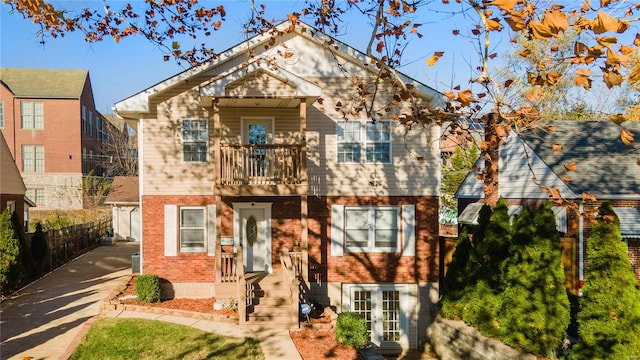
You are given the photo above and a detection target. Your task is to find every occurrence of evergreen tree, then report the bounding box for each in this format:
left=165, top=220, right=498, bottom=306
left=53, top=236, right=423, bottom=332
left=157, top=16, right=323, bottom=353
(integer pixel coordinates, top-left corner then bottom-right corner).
left=474, top=198, right=512, bottom=290
left=499, top=203, right=570, bottom=356
left=571, top=202, right=640, bottom=359
left=0, top=209, right=25, bottom=294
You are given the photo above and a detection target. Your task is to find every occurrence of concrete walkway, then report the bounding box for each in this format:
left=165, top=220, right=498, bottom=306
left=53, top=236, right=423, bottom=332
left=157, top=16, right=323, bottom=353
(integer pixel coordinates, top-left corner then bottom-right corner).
left=0, top=242, right=303, bottom=360
left=0, top=242, right=139, bottom=360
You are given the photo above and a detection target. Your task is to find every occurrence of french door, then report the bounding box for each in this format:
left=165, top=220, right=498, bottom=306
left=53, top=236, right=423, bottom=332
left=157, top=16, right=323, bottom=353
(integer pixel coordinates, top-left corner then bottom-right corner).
left=349, top=285, right=408, bottom=348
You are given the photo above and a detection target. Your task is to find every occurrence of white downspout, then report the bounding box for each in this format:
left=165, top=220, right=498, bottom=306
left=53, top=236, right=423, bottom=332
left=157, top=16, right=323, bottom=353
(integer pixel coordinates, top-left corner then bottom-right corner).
left=138, top=115, right=144, bottom=274
left=578, top=201, right=584, bottom=292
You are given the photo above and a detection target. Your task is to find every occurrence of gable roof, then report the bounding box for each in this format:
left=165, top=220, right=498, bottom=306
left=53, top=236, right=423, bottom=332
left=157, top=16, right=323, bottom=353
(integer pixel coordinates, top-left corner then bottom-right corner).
left=115, top=21, right=443, bottom=115
left=456, top=120, right=640, bottom=200
left=0, top=68, right=88, bottom=98
left=105, top=176, right=139, bottom=204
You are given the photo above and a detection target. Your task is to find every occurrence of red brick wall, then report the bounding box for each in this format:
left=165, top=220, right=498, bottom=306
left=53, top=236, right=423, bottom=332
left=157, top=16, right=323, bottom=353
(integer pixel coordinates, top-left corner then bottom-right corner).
left=308, top=195, right=440, bottom=284
left=142, top=195, right=217, bottom=283
left=628, top=239, right=640, bottom=284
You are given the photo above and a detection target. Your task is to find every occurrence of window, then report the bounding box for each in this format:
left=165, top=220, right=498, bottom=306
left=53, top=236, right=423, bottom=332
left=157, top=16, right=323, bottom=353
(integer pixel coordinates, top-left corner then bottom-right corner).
left=180, top=207, right=206, bottom=252
left=345, top=207, right=399, bottom=252
left=337, top=120, right=391, bottom=163
left=22, top=145, right=44, bottom=172
left=365, top=121, right=391, bottom=163
left=0, top=101, right=4, bottom=128
left=26, top=188, right=45, bottom=204
left=337, top=121, right=361, bottom=163
left=82, top=105, right=87, bottom=133
left=182, top=119, right=208, bottom=162
left=88, top=112, right=94, bottom=136
left=21, top=102, right=44, bottom=129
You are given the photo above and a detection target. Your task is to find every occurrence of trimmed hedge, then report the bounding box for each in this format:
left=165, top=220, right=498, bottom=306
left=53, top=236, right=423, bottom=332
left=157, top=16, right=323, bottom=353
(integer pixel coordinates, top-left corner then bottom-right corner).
left=335, top=312, right=368, bottom=348
left=135, top=274, right=161, bottom=303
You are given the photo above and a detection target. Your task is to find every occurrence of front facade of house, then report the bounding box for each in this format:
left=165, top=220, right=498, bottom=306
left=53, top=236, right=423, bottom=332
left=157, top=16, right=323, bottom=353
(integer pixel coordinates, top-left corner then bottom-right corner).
left=0, top=131, right=34, bottom=229
left=116, top=22, right=442, bottom=349
left=0, top=68, right=119, bottom=211
left=456, top=121, right=640, bottom=292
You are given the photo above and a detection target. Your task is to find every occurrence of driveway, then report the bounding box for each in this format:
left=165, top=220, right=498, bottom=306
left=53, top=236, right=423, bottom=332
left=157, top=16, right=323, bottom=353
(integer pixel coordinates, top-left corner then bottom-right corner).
left=0, top=242, right=139, bottom=360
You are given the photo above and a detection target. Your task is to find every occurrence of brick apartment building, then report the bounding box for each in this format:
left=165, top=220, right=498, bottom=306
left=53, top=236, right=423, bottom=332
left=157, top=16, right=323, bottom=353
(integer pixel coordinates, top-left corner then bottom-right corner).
left=0, top=68, right=122, bottom=211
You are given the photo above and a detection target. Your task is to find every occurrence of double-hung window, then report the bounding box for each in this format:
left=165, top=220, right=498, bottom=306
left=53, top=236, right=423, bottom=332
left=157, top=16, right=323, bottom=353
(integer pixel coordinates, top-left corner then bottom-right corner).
left=22, top=145, right=45, bottom=172
left=180, top=207, right=206, bottom=252
left=26, top=188, right=45, bottom=204
left=21, top=102, right=44, bottom=129
left=365, top=121, right=391, bottom=163
left=337, top=120, right=391, bottom=163
left=345, top=206, right=399, bottom=252
left=182, top=119, right=208, bottom=162
left=337, top=121, right=361, bottom=163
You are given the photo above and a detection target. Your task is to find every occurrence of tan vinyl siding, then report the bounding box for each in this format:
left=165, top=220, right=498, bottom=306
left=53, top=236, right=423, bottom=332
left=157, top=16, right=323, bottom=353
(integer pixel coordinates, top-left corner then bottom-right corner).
left=226, top=72, right=297, bottom=97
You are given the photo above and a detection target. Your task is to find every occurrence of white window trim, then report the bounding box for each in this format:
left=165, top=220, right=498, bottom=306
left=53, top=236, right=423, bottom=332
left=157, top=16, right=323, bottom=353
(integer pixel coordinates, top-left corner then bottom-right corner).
left=336, top=119, right=392, bottom=164
left=344, top=206, right=400, bottom=253
left=21, top=101, right=44, bottom=129
left=181, top=118, right=209, bottom=163
left=179, top=206, right=207, bottom=253
left=336, top=120, right=362, bottom=164
left=232, top=202, right=273, bottom=273
left=22, top=145, right=44, bottom=173
left=343, top=283, right=410, bottom=349
left=365, top=120, right=392, bottom=164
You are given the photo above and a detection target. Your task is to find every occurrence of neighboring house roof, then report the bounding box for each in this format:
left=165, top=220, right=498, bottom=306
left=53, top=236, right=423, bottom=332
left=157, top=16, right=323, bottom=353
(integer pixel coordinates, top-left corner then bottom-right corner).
left=0, top=68, right=88, bottom=98
left=0, top=131, right=26, bottom=196
left=613, top=207, right=640, bottom=239
left=456, top=120, right=640, bottom=200
left=115, top=20, right=443, bottom=115
left=105, top=176, right=139, bottom=204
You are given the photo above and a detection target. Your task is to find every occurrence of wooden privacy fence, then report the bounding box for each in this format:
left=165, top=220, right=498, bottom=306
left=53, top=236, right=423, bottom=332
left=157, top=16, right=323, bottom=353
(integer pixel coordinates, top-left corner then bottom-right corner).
left=27, top=217, right=112, bottom=271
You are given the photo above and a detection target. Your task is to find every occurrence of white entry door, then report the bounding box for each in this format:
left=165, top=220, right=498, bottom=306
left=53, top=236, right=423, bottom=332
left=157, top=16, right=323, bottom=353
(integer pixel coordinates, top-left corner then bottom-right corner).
left=236, top=204, right=272, bottom=273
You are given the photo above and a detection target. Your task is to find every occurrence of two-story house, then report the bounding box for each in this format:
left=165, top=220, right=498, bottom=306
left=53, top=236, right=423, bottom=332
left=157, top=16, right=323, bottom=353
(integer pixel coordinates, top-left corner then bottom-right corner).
left=1, top=131, right=35, bottom=229
left=115, top=21, right=443, bottom=350
left=0, top=68, right=120, bottom=211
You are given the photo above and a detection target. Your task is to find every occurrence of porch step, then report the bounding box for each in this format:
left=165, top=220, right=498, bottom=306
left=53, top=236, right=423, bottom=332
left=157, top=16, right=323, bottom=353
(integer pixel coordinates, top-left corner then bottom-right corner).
left=243, top=272, right=299, bottom=330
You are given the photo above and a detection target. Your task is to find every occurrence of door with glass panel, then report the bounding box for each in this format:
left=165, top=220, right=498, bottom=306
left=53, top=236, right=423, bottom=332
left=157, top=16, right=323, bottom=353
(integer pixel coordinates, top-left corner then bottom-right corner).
left=242, top=118, right=273, bottom=179
left=350, top=285, right=407, bottom=348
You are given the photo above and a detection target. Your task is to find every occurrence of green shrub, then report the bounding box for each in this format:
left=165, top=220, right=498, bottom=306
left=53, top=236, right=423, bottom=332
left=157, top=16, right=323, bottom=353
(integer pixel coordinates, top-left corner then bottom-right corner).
left=135, top=274, right=161, bottom=303
left=571, top=202, right=640, bottom=359
left=0, top=209, right=25, bottom=294
left=335, top=312, right=368, bottom=348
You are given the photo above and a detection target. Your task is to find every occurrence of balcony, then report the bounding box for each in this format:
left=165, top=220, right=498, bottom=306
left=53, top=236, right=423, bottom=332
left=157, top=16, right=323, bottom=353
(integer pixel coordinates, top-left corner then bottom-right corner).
left=216, top=144, right=306, bottom=195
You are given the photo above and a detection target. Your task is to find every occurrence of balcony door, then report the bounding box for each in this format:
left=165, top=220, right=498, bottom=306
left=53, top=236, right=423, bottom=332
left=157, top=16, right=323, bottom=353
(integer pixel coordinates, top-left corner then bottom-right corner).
left=242, top=117, right=274, bottom=178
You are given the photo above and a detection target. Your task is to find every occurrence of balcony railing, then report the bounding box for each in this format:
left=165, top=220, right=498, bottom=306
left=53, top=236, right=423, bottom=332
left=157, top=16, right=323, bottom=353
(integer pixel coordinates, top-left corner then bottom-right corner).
left=219, top=144, right=303, bottom=185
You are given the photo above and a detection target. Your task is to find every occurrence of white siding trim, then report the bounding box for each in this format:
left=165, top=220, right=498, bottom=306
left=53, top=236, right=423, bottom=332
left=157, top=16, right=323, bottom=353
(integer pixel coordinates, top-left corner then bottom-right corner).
left=164, top=204, right=177, bottom=257
left=207, top=205, right=216, bottom=256
left=402, top=205, right=416, bottom=256
left=331, top=205, right=344, bottom=257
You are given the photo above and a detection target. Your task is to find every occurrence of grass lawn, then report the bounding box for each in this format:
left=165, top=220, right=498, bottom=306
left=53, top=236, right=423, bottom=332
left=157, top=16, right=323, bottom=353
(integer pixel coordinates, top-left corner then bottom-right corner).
left=70, top=318, right=264, bottom=360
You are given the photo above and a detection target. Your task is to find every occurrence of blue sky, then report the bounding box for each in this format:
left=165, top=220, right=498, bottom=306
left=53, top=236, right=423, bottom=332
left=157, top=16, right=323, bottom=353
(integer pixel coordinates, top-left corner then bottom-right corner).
left=1, top=1, right=488, bottom=113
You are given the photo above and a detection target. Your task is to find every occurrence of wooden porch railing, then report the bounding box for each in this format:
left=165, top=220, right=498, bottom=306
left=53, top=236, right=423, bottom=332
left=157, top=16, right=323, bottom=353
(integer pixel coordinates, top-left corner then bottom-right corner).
left=220, top=252, right=238, bottom=283
left=219, top=144, right=303, bottom=185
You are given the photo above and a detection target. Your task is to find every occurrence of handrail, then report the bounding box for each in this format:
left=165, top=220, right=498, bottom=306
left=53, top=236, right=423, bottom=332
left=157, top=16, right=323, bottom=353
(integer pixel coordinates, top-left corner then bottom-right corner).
left=219, top=144, right=303, bottom=185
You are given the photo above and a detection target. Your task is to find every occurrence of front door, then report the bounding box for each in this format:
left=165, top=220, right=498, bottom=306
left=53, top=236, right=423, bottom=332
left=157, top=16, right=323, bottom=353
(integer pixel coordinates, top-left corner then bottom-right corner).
left=236, top=203, right=272, bottom=273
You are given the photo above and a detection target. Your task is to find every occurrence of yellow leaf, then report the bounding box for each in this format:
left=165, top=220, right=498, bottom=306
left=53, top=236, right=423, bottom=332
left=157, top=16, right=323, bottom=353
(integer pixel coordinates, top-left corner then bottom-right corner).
left=543, top=10, right=569, bottom=34
left=552, top=144, right=563, bottom=152
left=505, top=14, right=526, bottom=31
left=486, top=18, right=502, bottom=31
left=620, top=44, right=634, bottom=55
left=564, top=162, right=577, bottom=171
left=495, top=125, right=509, bottom=138
left=546, top=71, right=562, bottom=85
left=549, top=188, right=561, bottom=198
left=561, top=176, right=574, bottom=183
left=621, top=128, right=634, bottom=146
left=444, top=90, right=456, bottom=100
left=591, top=10, right=620, bottom=34
left=488, top=0, right=521, bottom=11
left=530, top=21, right=554, bottom=40
left=582, top=193, right=597, bottom=202
left=518, top=48, right=532, bottom=57
left=596, top=36, right=617, bottom=47
left=635, top=33, right=640, bottom=47
left=457, top=89, right=475, bottom=106
left=524, top=87, right=543, bottom=102
left=574, top=42, right=589, bottom=56
left=603, top=69, right=623, bottom=89
left=427, top=51, right=444, bottom=66
left=637, top=157, right=640, bottom=166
